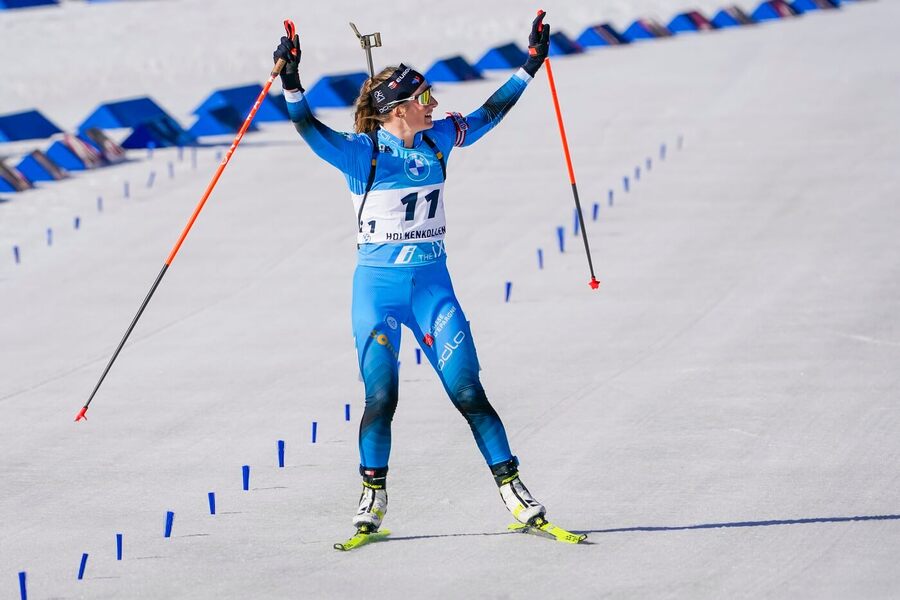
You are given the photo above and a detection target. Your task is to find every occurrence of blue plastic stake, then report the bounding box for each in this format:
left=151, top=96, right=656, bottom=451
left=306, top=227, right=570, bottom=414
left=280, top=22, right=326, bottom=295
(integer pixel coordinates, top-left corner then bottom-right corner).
left=46, top=228, right=53, bottom=247
left=124, top=181, right=130, bottom=198
left=312, top=421, right=318, bottom=443
left=168, top=162, right=175, bottom=179
left=74, top=216, right=81, bottom=230
left=19, top=571, right=26, bottom=600
left=116, top=533, right=123, bottom=560
left=660, top=143, right=667, bottom=160
left=97, top=196, right=103, bottom=212
left=608, top=189, right=614, bottom=207
left=415, top=348, right=422, bottom=364
left=635, top=166, right=641, bottom=181
left=646, top=157, right=652, bottom=171
left=147, top=142, right=155, bottom=159
left=77, top=553, right=88, bottom=580
left=345, top=403, right=352, bottom=421
left=592, top=202, right=599, bottom=222
left=573, top=208, right=580, bottom=236
left=13, top=246, right=20, bottom=264
left=208, top=492, right=216, bottom=515
left=278, top=440, right=285, bottom=467
left=191, top=147, right=198, bottom=170
left=623, top=176, right=630, bottom=193
left=537, top=248, right=544, bottom=270
left=178, top=146, right=184, bottom=162
left=216, top=149, right=224, bottom=162
left=164, top=511, right=174, bottom=538
left=505, top=281, right=512, bottom=303
left=146, top=171, right=156, bottom=189
left=678, top=135, right=684, bottom=150
left=242, top=465, right=250, bottom=491
left=556, top=226, right=565, bottom=253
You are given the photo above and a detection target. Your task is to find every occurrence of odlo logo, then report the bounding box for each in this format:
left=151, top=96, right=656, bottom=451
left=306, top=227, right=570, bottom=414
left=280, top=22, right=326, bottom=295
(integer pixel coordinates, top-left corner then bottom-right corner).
left=437, top=330, right=466, bottom=371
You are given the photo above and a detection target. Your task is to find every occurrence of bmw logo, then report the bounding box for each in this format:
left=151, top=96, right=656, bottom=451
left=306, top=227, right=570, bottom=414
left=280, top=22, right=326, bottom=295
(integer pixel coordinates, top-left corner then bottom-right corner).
left=404, top=152, right=431, bottom=182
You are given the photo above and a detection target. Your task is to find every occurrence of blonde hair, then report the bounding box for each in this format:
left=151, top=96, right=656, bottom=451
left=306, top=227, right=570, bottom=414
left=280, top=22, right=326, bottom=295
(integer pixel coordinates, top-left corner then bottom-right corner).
left=353, top=66, right=399, bottom=134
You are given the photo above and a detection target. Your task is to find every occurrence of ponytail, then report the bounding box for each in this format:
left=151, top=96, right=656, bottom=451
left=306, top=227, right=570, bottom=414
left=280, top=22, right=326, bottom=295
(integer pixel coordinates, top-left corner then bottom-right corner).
left=353, top=66, right=398, bottom=133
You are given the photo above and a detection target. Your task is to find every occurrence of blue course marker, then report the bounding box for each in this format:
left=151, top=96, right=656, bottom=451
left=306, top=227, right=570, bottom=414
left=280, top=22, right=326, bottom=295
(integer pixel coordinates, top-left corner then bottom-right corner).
left=208, top=492, right=216, bottom=515
left=124, top=181, right=130, bottom=198
left=147, top=142, right=155, bottom=159
left=608, top=189, right=614, bottom=207
left=146, top=171, right=156, bottom=189
left=678, top=134, right=684, bottom=150
left=646, top=157, right=652, bottom=171
left=168, top=162, right=175, bottom=179
left=77, top=553, right=88, bottom=580
left=278, top=440, right=285, bottom=467
left=660, top=143, right=667, bottom=160
left=191, top=147, right=198, bottom=170
left=13, top=245, right=20, bottom=264
left=592, top=202, right=599, bottom=222
left=537, top=248, right=544, bottom=270
left=635, top=166, right=641, bottom=181
left=164, top=511, right=174, bottom=538
left=312, top=421, right=318, bottom=443
left=116, top=533, right=123, bottom=560
left=97, top=196, right=103, bottom=212
left=556, top=226, right=565, bottom=253
left=19, top=571, right=26, bottom=600
left=242, top=465, right=250, bottom=491
left=178, top=146, right=184, bottom=162
left=573, top=208, right=580, bottom=236
left=74, top=216, right=81, bottom=230
left=415, top=348, right=422, bottom=364
left=505, top=281, right=512, bottom=303
left=345, top=403, right=351, bottom=421
left=46, top=228, right=53, bottom=247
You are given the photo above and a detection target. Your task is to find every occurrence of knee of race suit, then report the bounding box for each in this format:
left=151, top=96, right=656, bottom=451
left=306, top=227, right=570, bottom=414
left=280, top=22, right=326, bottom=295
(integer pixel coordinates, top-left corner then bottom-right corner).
left=453, top=383, right=498, bottom=418
left=364, top=384, right=398, bottom=420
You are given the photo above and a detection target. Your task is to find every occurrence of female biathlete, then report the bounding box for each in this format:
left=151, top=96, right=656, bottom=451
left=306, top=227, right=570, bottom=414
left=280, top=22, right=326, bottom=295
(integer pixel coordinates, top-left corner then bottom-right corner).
left=274, top=13, right=552, bottom=533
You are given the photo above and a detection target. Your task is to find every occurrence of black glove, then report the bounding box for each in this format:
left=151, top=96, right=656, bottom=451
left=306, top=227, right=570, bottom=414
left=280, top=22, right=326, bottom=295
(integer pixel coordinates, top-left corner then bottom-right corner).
left=523, top=11, right=550, bottom=77
left=273, top=34, right=303, bottom=92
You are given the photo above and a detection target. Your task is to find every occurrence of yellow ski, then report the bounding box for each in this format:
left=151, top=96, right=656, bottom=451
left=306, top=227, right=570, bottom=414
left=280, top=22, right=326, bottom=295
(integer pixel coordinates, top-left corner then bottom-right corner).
left=508, top=518, right=587, bottom=544
left=333, top=527, right=391, bottom=551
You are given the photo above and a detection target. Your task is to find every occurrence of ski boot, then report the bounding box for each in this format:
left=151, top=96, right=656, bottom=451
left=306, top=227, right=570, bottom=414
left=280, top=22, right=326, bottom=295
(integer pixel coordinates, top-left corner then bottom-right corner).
left=352, top=466, right=388, bottom=531
left=491, top=457, right=546, bottom=525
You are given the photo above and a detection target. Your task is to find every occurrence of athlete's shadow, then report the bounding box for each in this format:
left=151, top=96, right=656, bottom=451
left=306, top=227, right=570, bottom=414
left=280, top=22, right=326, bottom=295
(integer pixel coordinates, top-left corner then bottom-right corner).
left=386, top=513, right=900, bottom=544
left=579, top=513, right=900, bottom=535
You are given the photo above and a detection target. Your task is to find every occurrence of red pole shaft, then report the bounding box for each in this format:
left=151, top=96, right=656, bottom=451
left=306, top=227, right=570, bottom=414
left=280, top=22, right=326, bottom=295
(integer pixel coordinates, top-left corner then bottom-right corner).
left=543, top=58, right=576, bottom=186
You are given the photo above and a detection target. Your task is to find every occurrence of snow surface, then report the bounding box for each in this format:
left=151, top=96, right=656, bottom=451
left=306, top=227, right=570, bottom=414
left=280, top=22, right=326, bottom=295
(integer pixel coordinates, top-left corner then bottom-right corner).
left=2, top=1, right=900, bottom=598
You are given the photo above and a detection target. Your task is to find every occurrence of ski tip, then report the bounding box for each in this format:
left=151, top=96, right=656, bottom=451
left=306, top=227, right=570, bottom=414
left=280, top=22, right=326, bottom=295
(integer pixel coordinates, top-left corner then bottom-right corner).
left=589, top=277, right=600, bottom=290
left=74, top=406, right=88, bottom=422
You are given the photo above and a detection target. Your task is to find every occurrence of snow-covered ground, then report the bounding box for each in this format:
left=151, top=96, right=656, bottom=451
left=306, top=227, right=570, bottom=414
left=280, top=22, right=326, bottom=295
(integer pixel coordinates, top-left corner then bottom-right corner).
left=2, top=1, right=899, bottom=598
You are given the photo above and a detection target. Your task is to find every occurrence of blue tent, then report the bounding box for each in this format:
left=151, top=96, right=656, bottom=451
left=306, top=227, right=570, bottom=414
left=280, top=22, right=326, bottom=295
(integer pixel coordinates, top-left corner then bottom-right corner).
left=668, top=11, right=717, bottom=33
left=577, top=24, right=628, bottom=48
left=711, top=7, right=757, bottom=27
left=189, top=106, right=259, bottom=137
left=121, top=116, right=195, bottom=149
left=304, top=73, right=369, bottom=108
left=622, top=19, right=673, bottom=42
left=474, top=43, right=528, bottom=71
left=45, top=135, right=104, bottom=171
left=0, top=161, right=32, bottom=193
left=192, top=83, right=289, bottom=122
left=424, top=56, right=483, bottom=83
left=792, top=0, right=838, bottom=10
left=548, top=31, right=583, bottom=56
left=78, top=96, right=174, bottom=133
left=752, top=1, right=799, bottom=21
left=0, top=0, right=58, bottom=9
left=16, top=150, right=67, bottom=183
left=0, top=109, right=62, bottom=142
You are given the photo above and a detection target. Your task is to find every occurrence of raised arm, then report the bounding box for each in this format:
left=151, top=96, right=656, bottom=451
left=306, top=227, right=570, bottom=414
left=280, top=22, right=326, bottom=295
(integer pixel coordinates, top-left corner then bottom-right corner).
left=274, top=32, right=371, bottom=178
left=432, top=11, right=550, bottom=148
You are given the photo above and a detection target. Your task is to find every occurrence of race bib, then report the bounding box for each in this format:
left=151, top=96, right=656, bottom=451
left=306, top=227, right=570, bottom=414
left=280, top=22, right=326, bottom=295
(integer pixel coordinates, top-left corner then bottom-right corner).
left=354, top=184, right=446, bottom=244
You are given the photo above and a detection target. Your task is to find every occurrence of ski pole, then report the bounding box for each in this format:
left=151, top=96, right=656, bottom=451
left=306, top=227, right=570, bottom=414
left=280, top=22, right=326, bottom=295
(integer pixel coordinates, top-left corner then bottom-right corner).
left=536, top=10, right=600, bottom=290
left=75, top=19, right=297, bottom=422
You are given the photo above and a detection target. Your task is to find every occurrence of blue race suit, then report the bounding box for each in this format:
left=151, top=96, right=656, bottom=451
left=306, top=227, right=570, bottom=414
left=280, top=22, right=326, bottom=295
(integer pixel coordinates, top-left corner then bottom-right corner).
left=285, top=68, right=533, bottom=471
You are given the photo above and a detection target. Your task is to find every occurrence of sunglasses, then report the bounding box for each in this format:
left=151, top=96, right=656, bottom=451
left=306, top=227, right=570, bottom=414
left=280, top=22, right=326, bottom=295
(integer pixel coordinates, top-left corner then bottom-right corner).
left=384, top=86, right=433, bottom=111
